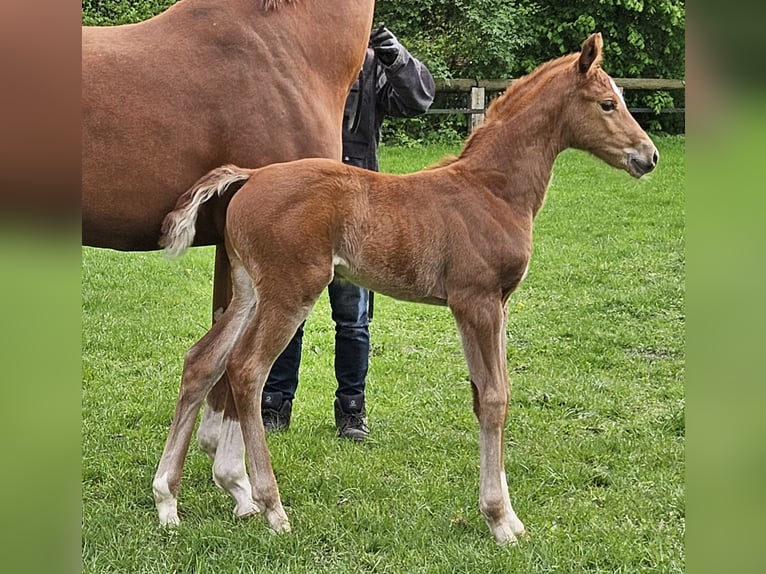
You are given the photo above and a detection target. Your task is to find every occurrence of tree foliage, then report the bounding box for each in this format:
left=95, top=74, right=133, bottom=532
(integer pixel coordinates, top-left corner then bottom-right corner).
left=515, top=0, right=686, bottom=131
left=374, top=0, right=684, bottom=132
left=82, top=0, right=175, bottom=26
left=373, top=0, right=538, bottom=79
left=373, top=0, right=684, bottom=80
left=518, top=0, right=685, bottom=79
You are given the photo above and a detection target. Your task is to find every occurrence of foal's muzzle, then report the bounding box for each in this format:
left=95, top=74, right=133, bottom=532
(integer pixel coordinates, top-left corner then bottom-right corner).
left=627, top=143, right=659, bottom=177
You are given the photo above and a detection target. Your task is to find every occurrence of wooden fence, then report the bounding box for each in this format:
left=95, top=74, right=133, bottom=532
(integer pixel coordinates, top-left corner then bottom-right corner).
left=429, top=78, right=685, bottom=130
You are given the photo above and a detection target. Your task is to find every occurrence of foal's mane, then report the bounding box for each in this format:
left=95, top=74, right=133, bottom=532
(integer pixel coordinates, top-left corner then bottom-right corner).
left=486, top=54, right=581, bottom=120
left=440, top=51, right=597, bottom=165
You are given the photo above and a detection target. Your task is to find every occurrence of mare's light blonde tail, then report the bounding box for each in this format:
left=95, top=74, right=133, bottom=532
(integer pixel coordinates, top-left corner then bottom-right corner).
left=159, top=165, right=252, bottom=258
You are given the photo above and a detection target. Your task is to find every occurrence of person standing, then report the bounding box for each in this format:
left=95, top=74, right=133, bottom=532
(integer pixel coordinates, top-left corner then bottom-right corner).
left=261, top=25, right=435, bottom=440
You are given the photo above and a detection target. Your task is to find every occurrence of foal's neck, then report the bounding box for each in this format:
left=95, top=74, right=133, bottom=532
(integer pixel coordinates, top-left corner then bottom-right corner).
left=456, top=83, right=567, bottom=218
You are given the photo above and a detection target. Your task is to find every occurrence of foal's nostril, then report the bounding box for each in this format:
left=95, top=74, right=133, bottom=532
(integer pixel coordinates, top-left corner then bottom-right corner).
left=628, top=147, right=658, bottom=177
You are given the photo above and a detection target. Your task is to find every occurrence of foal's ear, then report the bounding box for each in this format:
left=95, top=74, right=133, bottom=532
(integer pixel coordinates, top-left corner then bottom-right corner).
left=578, top=33, right=603, bottom=74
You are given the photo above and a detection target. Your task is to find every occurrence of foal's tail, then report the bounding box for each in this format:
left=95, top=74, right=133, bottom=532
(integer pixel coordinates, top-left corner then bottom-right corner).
left=160, top=164, right=252, bottom=258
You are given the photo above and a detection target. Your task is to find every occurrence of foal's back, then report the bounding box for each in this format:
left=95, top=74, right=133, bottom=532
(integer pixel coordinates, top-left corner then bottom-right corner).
left=226, top=158, right=533, bottom=304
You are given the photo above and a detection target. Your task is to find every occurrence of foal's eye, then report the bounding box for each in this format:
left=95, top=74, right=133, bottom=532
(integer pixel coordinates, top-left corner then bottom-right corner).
left=600, top=101, right=616, bottom=112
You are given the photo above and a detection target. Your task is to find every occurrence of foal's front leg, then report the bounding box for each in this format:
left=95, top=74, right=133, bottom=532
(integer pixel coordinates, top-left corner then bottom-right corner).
left=224, top=259, right=329, bottom=533
left=452, top=297, right=526, bottom=544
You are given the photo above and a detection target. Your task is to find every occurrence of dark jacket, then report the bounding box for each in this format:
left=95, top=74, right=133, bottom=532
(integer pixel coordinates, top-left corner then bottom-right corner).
left=342, top=48, right=435, bottom=171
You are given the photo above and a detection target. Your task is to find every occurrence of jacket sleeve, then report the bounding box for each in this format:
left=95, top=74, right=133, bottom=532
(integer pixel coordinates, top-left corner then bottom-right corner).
left=375, top=48, right=436, bottom=118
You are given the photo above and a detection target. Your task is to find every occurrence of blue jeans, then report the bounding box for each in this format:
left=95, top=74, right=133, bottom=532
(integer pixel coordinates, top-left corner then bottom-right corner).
left=264, top=278, right=370, bottom=401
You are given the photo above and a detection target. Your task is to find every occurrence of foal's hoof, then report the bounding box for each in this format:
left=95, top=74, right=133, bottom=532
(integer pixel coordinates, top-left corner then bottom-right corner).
left=157, top=508, right=180, bottom=528
left=155, top=497, right=180, bottom=527
left=233, top=500, right=260, bottom=519
left=491, top=522, right=527, bottom=546
left=494, top=529, right=520, bottom=546
left=265, top=508, right=291, bottom=534
left=153, top=474, right=181, bottom=527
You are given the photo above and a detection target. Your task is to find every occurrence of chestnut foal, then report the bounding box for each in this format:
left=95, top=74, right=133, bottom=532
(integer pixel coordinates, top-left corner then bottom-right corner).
left=155, top=33, right=658, bottom=543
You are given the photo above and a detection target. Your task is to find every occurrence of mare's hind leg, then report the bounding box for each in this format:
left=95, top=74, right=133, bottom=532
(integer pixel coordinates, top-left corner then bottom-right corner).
left=197, top=246, right=256, bottom=518
left=152, top=259, right=256, bottom=526
left=450, top=294, right=526, bottom=545
left=226, top=271, right=330, bottom=533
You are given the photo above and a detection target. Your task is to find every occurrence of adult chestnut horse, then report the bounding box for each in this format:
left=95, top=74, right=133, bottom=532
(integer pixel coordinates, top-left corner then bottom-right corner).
left=157, top=33, right=658, bottom=543
left=82, top=0, right=374, bottom=517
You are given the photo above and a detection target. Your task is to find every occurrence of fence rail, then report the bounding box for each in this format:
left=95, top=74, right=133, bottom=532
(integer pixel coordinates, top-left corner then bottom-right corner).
left=433, top=77, right=685, bottom=92
left=428, top=78, right=685, bottom=128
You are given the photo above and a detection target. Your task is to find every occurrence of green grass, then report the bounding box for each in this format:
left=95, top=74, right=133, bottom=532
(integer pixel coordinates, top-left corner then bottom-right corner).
left=82, top=136, right=684, bottom=573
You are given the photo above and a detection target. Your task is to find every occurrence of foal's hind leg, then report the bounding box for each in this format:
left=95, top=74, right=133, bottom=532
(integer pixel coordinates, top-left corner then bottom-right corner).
left=196, top=247, right=256, bottom=518
left=152, top=261, right=256, bottom=526
left=198, top=383, right=256, bottom=518
left=196, top=246, right=233, bottom=461
left=226, top=275, right=330, bottom=533
left=212, top=393, right=256, bottom=518
left=451, top=294, right=526, bottom=545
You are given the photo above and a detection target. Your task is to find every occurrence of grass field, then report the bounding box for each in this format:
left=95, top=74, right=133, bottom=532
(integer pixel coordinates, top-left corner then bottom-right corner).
left=82, top=136, right=684, bottom=572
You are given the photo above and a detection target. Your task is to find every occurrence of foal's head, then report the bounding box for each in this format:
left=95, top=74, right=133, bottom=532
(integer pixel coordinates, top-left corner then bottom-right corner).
left=563, top=33, right=659, bottom=178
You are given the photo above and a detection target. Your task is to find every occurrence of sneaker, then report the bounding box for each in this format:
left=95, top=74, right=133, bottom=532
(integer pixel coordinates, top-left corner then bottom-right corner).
left=261, top=391, right=292, bottom=432
left=334, top=393, right=369, bottom=441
